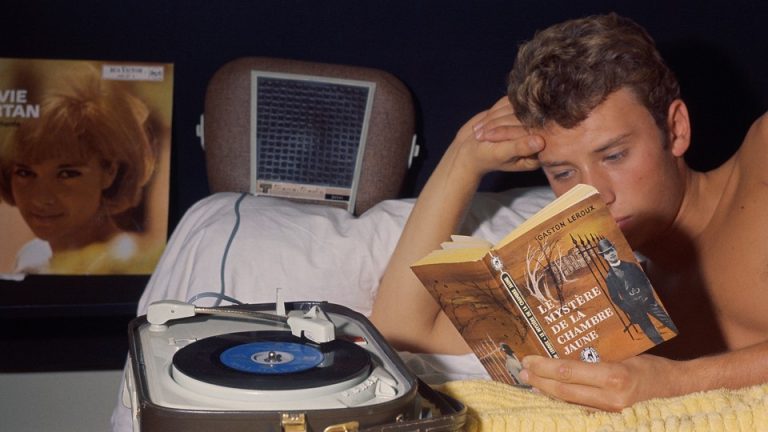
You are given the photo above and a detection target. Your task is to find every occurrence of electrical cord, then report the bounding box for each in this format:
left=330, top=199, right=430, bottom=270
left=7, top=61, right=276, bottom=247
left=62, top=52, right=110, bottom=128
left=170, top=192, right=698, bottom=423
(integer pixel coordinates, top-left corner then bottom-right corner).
left=187, top=192, right=249, bottom=307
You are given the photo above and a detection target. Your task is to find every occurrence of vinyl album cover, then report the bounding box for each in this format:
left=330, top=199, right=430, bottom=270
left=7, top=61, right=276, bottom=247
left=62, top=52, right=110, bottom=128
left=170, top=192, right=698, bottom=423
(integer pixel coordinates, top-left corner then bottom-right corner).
left=0, top=58, right=173, bottom=275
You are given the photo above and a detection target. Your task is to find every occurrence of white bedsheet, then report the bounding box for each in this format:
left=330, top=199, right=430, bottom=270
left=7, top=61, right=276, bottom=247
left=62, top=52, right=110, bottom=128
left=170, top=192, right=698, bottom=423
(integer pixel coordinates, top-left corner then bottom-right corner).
left=110, top=186, right=554, bottom=431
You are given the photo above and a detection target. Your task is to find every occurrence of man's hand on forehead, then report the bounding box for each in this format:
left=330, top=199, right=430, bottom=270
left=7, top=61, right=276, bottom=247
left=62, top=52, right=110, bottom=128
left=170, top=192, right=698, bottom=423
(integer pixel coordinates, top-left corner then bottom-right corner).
left=473, top=97, right=543, bottom=147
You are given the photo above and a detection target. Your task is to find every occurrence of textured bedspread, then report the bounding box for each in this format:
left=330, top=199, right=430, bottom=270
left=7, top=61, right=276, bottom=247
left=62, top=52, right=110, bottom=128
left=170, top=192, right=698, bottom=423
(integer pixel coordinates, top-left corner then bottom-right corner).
left=440, top=379, right=768, bottom=432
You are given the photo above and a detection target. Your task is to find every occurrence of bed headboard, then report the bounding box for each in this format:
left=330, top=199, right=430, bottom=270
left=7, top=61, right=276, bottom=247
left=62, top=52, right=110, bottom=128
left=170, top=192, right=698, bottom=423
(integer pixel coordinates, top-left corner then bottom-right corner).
left=200, top=57, right=416, bottom=215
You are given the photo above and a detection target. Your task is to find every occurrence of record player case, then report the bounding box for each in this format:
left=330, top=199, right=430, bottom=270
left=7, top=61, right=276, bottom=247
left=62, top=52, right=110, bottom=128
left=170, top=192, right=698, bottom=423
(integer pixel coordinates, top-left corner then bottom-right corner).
left=125, top=301, right=466, bottom=431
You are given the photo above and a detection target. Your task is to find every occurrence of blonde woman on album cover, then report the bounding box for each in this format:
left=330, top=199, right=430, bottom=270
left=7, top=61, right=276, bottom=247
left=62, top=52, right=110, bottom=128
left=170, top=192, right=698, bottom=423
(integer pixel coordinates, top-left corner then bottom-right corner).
left=0, top=66, right=163, bottom=275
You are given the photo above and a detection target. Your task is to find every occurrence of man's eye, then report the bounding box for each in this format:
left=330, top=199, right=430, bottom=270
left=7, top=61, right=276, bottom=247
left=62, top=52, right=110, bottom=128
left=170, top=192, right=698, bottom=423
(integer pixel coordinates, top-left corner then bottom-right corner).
left=604, top=150, right=628, bottom=162
left=552, top=169, right=574, bottom=181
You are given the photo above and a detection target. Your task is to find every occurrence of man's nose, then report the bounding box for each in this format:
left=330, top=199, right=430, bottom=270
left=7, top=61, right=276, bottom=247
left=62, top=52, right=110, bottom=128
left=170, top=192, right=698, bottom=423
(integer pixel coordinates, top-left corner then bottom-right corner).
left=582, top=170, right=615, bottom=205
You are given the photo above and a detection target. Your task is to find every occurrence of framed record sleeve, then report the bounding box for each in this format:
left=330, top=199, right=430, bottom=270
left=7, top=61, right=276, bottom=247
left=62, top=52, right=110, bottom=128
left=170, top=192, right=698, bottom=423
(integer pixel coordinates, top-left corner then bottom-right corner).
left=0, top=57, right=173, bottom=371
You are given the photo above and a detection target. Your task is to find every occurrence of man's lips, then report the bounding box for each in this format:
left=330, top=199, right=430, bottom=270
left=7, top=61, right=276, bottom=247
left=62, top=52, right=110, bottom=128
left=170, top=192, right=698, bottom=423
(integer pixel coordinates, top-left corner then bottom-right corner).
left=614, top=216, right=631, bottom=230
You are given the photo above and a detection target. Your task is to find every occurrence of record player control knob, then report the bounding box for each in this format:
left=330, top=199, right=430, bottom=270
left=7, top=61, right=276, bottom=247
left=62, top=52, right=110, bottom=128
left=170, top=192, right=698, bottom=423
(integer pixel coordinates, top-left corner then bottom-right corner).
left=338, top=367, right=398, bottom=406
left=372, top=367, right=398, bottom=397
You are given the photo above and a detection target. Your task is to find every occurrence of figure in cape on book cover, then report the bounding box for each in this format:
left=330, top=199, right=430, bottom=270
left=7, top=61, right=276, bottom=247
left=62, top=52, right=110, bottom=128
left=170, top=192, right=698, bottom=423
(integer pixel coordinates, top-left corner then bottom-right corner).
left=411, top=184, right=678, bottom=386
left=0, top=58, right=173, bottom=275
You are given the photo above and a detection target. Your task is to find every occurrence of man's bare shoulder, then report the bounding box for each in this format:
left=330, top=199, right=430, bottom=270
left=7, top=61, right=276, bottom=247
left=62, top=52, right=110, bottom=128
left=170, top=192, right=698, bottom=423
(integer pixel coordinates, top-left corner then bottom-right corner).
left=732, top=112, right=768, bottom=178
left=724, top=112, right=768, bottom=213
left=696, top=112, right=768, bottom=349
left=703, top=112, right=768, bottom=216
left=707, top=112, right=768, bottom=234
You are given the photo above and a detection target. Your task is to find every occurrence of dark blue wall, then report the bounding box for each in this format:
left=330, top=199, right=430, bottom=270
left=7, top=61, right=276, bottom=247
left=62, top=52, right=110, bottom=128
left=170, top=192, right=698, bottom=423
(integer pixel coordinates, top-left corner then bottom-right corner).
left=7, top=1, right=766, bottom=231
left=4, top=0, right=767, bottom=371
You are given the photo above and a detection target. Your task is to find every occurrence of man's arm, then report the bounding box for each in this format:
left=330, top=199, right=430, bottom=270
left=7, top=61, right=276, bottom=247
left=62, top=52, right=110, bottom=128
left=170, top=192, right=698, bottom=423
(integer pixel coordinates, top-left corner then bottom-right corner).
left=369, top=97, right=544, bottom=353
left=520, top=340, right=768, bottom=412
left=520, top=111, right=768, bottom=411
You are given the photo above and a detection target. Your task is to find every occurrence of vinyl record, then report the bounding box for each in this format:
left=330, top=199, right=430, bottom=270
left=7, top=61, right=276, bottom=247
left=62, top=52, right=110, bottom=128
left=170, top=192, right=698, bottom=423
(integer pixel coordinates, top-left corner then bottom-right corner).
left=172, top=331, right=371, bottom=390
left=219, top=340, right=325, bottom=374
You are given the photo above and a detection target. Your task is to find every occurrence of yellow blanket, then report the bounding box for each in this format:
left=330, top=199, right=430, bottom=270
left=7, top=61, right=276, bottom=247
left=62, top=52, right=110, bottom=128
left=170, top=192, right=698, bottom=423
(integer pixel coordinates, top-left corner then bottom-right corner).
left=439, top=380, right=768, bottom=431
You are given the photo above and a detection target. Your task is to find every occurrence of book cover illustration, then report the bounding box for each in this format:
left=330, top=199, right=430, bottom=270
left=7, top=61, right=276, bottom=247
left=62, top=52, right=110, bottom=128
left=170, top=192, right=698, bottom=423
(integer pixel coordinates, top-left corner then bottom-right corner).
left=0, top=58, right=173, bottom=275
left=411, top=184, right=677, bottom=385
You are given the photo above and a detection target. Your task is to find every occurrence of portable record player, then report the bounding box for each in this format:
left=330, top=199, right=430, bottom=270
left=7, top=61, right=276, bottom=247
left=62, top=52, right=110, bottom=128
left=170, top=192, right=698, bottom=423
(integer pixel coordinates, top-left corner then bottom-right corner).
left=124, top=299, right=465, bottom=431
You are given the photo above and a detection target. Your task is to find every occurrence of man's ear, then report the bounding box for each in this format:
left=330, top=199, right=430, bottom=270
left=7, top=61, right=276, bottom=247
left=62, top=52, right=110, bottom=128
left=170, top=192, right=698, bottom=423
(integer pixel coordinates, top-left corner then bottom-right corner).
left=667, top=99, right=690, bottom=157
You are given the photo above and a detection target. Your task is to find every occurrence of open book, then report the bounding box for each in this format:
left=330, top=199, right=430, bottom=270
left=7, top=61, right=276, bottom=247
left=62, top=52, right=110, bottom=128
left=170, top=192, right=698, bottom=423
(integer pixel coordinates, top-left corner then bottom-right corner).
left=411, top=184, right=677, bottom=386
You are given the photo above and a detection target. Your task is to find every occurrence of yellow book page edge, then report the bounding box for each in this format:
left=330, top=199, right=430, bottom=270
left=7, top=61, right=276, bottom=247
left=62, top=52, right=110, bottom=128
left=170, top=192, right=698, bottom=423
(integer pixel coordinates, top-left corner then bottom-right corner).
left=411, top=184, right=598, bottom=267
left=440, top=234, right=494, bottom=250
left=411, top=245, right=490, bottom=266
left=496, top=183, right=598, bottom=248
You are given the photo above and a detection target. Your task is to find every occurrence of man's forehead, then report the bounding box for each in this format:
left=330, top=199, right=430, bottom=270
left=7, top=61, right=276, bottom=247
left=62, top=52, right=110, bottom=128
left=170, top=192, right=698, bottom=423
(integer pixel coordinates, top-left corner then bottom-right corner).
left=531, top=124, right=593, bottom=164
left=530, top=88, right=648, bottom=136
left=533, top=116, right=639, bottom=165
left=539, top=131, right=632, bottom=160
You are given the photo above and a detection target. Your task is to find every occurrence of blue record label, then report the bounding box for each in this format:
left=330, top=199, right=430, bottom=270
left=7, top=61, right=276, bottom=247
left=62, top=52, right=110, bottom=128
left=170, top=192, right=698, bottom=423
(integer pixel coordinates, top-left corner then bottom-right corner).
left=220, top=341, right=324, bottom=374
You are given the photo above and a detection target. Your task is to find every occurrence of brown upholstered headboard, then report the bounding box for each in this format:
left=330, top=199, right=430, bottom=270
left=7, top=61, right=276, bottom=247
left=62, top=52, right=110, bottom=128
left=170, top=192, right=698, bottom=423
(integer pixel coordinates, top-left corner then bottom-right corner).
left=202, top=57, right=416, bottom=215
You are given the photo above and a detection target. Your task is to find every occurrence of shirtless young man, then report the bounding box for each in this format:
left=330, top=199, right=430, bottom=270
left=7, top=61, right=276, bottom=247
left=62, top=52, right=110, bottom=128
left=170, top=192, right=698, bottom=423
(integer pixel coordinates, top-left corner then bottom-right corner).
left=369, top=13, right=768, bottom=411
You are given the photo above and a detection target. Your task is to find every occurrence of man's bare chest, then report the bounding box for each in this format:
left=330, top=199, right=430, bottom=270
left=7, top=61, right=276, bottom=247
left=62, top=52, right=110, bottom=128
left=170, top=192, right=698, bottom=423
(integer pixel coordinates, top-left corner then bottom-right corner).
left=684, top=184, right=768, bottom=349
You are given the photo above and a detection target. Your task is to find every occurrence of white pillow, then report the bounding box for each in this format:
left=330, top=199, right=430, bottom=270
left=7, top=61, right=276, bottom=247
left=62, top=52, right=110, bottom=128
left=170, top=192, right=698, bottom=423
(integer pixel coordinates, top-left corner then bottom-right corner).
left=135, top=186, right=554, bottom=317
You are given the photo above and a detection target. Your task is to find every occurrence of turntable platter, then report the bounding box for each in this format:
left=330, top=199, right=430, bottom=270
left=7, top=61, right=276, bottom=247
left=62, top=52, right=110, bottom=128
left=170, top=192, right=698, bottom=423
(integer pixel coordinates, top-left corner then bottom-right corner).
left=172, top=330, right=372, bottom=391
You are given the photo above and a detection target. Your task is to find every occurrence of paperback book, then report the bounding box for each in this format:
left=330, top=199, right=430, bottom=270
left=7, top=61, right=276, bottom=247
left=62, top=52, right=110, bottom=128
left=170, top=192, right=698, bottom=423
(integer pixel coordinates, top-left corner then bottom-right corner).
left=411, top=184, right=678, bottom=385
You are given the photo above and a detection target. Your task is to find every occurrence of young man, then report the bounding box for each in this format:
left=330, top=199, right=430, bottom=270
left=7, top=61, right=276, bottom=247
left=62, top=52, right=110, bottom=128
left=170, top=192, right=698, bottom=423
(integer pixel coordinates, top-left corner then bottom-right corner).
left=369, top=13, right=768, bottom=411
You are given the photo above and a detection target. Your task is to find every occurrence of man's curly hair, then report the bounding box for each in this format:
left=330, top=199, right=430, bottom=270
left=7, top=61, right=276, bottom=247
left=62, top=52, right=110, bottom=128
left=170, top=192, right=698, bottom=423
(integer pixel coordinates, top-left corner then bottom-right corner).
left=507, top=13, right=680, bottom=132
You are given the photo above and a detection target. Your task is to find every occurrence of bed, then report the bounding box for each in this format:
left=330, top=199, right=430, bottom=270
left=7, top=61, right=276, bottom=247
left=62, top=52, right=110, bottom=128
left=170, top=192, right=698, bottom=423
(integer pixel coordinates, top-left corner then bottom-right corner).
left=109, top=186, right=553, bottom=430
left=111, top=56, right=766, bottom=431
left=112, top=187, right=768, bottom=431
